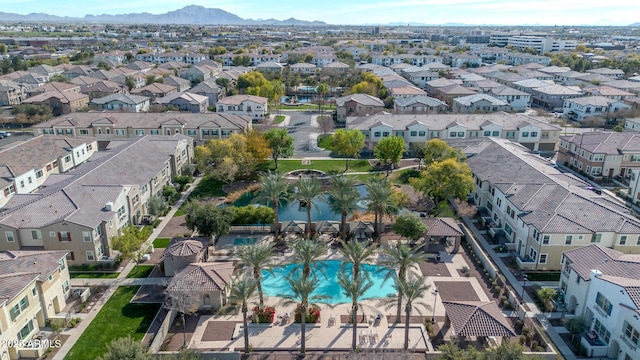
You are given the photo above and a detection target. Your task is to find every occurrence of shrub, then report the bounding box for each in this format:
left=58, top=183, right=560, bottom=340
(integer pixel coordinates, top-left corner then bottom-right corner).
left=531, top=340, right=539, bottom=349
left=494, top=285, right=502, bottom=293
left=252, top=306, right=275, bottom=323
left=163, top=185, right=180, bottom=203
left=536, top=346, right=545, bottom=352
left=174, top=175, right=193, bottom=191
left=519, top=335, right=526, bottom=345
left=68, top=317, right=82, bottom=328
left=502, top=300, right=511, bottom=309
left=460, top=266, right=469, bottom=274
left=294, top=304, right=320, bottom=323
left=515, top=319, right=524, bottom=330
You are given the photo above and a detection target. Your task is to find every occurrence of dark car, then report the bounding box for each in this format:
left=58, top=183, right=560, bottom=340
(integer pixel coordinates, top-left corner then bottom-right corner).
left=587, top=186, right=602, bottom=195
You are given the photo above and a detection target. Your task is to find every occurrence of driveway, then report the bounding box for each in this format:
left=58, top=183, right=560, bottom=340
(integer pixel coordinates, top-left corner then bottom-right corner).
left=282, top=110, right=331, bottom=157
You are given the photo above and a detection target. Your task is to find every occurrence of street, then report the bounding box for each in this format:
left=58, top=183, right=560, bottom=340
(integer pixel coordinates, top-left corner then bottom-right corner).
left=280, top=110, right=331, bottom=157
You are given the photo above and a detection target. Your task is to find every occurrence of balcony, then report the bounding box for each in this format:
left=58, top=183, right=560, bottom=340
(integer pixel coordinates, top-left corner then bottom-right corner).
left=580, top=332, right=608, bottom=357
left=516, top=255, right=537, bottom=270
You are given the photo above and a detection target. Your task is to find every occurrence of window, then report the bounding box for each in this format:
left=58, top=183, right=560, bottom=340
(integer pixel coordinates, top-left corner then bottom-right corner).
left=623, top=321, right=640, bottom=347
left=62, top=280, right=69, bottom=292
left=86, top=251, right=95, bottom=261
left=79, top=129, right=89, bottom=135
left=58, top=231, right=70, bottom=242
left=135, top=129, right=144, bottom=136
left=418, top=131, right=426, bottom=137
left=539, top=254, right=548, bottom=264
left=522, top=132, right=529, bottom=137
left=382, top=132, right=389, bottom=137
left=83, top=231, right=91, bottom=242
left=10, top=295, right=29, bottom=321
left=187, top=130, right=197, bottom=136
left=543, top=235, right=550, bottom=245
left=5, top=231, right=14, bottom=242
left=117, top=205, right=126, bottom=218
left=637, top=235, right=640, bottom=245
left=202, top=130, right=210, bottom=136
left=592, top=234, right=602, bottom=243
left=31, top=287, right=37, bottom=297
left=31, top=230, right=41, bottom=240
left=529, top=247, right=537, bottom=261
left=492, top=131, right=499, bottom=136
left=221, top=130, right=231, bottom=136
left=66, top=251, right=75, bottom=261
left=595, top=292, right=613, bottom=316
left=64, top=155, right=71, bottom=163
left=565, top=235, right=573, bottom=245
left=150, top=129, right=159, bottom=135
left=20, top=180, right=24, bottom=188
left=620, top=235, right=627, bottom=245
left=58, top=258, right=65, bottom=271
left=431, top=131, right=439, bottom=138
left=35, top=170, right=44, bottom=179
left=115, top=129, right=125, bottom=135
left=530, top=132, right=538, bottom=137
left=594, top=319, right=611, bottom=343
left=132, top=194, right=139, bottom=206
left=18, top=320, right=34, bottom=340
left=450, top=131, right=457, bottom=137
left=506, top=131, right=515, bottom=138
left=410, top=131, right=417, bottom=137
left=483, top=130, right=491, bottom=136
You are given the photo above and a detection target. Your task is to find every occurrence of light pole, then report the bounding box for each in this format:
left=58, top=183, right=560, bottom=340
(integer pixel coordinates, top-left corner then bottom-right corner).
left=520, top=274, right=528, bottom=305
left=431, top=287, right=438, bottom=324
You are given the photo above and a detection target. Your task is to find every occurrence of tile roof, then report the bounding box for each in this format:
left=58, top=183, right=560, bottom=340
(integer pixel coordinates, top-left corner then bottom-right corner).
left=563, top=244, right=640, bottom=281
left=90, top=93, right=149, bottom=105
left=217, top=94, right=268, bottom=106
left=0, top=135, right=91, bottom=175
left=0, top=250, right=68, bottom=303
left=162, top=239, right=206, bottom=258
left=166, top=262, right=234, bottom=292
left=559, top=131, right=640, bottom=154
left=442, top=301, right=516, bottom=337
left=335, top=93, right=384, bottom=107
left=422, top=217, right=464, bottom=237
left=454, top=94, right=509, bottom=107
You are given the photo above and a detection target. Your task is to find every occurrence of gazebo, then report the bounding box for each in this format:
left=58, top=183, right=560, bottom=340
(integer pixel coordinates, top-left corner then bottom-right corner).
left=348, top=221, right=375, bottom=240
left=281, top=220, right=306, bottom=234
left=315, top=221, right=340, bottom=234
left=442, top=301, right=516, bottom=344
left=421, top=217, right=464, bottom=252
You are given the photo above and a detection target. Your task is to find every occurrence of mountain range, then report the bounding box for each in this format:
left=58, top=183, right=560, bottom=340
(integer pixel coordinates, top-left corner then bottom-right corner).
left=0, top=5, right=326, bottom=26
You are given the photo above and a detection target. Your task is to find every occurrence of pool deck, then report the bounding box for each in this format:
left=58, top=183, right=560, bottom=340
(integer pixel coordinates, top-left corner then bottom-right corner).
left=191, top=246, right=489, bottom=352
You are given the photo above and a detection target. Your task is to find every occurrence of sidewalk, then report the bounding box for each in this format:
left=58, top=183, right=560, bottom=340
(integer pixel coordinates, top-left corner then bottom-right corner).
left=52, top=176, right=202, bottom=360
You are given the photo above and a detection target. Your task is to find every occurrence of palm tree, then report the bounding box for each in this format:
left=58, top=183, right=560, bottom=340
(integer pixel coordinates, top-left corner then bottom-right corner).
left=337, top=270, right=374, bottom=352
left=316, top=82, right=329, bottom=116
left=381, top=243, right=425, bottom=322
left=327, top=176, right=360, bottom=241
left=289, top=237, right=326, bottom=279
left=282, top=273, right=325, bottom=356
left=396, top=275, right=431, bottom=351
left=237, top=242, right=274, bottom=308
left=228, top=277, right=258, bottom=354
left=254, top=171, right=290, bottom=241
left=293, top=177, right=324, bottom=238
left=338, top=239, right=375, bottom=283
left=365, top=177, right=395, bottom=242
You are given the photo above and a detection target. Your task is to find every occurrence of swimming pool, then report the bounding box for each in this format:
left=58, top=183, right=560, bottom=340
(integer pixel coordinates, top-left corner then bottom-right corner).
left=233, top=237, right=258, bottom=246
left=261, top=260, right=396, bottom=304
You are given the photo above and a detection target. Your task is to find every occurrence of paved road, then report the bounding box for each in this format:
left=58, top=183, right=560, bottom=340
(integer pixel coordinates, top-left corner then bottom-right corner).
left=0, top=132, right=34, bottom=148
left=281, top=110, right=332, bottom=157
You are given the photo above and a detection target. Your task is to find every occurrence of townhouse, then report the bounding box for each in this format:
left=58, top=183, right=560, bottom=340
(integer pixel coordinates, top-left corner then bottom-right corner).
left=559, top=245, right=640, bottom=360
left=163, top=75, right=191, bottom=93
left=155, top=92, right=209, bottom=113
left=557, top=131, right=640, bottom=179
left=467, top=137, right=640, bottom=271
left=0, top=135, right=193, bottom=265
left=393, top=95, right=448, bottom=114
left=487, top=86, right=531, bottom=111
left=347, top=112, right=560, bottom=152
left=335, top=94, right=385, bottom=123
left=289, top=63, right=317, bottom=74
left=400, top=67, right=440, bottom=89
left=453, top=94, right=512, bottom=114
left=586, top=86, right=635, bottom=101
left=22, top=91, right=89, bottom=116
left=216, top=95, right=267, bottom=121
left=586, top=68, right=625, bottom=80
left=0, top=250, right=70, bottom=360
left=531, top=84, right=583, bottom=112
left=0, top=136, right=97, bottom=207
left=90, top=93, right=150, bottom=113
left=189, top=81, right=224, bottom=106
left=130, top=83, right=178, bottom=102
left=31, top=113, right=252, bottom=145
left=562, top=96, right=631, bottom=122
left=0, top=80, right=26, bottom=106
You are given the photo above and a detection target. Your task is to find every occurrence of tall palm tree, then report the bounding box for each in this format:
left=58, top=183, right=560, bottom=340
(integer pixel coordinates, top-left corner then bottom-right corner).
left=337, top=270, right=374, bottom=352
left=282, top=274, right=325, bottom=356
left=237, top=242, right=274, bottom=308
left=381, top=243, right=425, bottom=322
left=316, top=82, right=329, bottom=116
left=228, top=277, right=258, bottom=355
left=396, top=275, right=431, bottom=351
left=327, top=176, right=360, bottom=241
left=365, top=177, right=395, bottom=242
left=293, top=177, right=324, bottom=238
left=254, top=171, right=290, bottom=241
left=289, top=237, right=326, bottom=279
left=338, top=239, right=375, bottom=283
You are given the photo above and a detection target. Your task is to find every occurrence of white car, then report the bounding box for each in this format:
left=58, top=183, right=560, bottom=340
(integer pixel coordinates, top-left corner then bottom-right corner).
left=0, top=131, right=11, bottom=138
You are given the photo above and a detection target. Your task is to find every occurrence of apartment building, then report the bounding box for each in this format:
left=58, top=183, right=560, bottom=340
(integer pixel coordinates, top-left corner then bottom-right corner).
left=347, top=112, right=560, bottom=152
left=335, top=94, right=385, bottom=123
left=216, top=95, right=267, bottom=121
left=562, top=96, right=631, bottom=122
left=467, top=138, right=640, bottom=271
left=0, top=135, right=193, bottom=265
left=559, top=245, right=640, bottom=360
left=531, top=84, right=583, bottom=112
left=0, top=250, right=70, bottom=360
left=31, top=113, right=252, bottom=145
left=507, top=36, right=577, bottom=54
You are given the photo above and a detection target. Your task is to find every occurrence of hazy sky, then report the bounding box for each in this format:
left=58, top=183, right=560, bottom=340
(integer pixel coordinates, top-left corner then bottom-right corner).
left=2, top=0, right=639, bottom=26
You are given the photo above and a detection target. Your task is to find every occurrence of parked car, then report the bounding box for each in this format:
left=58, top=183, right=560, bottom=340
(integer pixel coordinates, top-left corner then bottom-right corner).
left=587, top=186, right=602, bottom=195
left=0, top=131, right=11, bottom=138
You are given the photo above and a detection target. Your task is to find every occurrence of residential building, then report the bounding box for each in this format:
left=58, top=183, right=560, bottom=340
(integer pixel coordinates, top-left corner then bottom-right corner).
left=562, top=96, right=631, bottom=122
left=512, top=78, right=555, bottom=95
left=507, top=36, right=577, bottom=54
left=453, top=94, right=512, bottom=113
left=388, top=85, right=428, bottom=99
left=289, top=63, right=317, bottom=74
left=347, top=112, right=560, bottom=152
left=0, top=135, right=193, bottom=265
left=32, top=113, right=251, bottom=145
left=90, top=93, right=150, bottom=113
left=335, top=94, right=385, bottom=123
left=255, top=61, right=284, bottom=75
left=430, top=84, right=477, bottom=107
left=467, top=137, right=640, bottom=271
left=163, top=75, right=191, bottom=93
left=22, top=91, right=89, bottom=116
left=155, top=92, right=209, bottom=113
left=393, top=95, right=448, bottom=114
left=531, top=84, right=583, bottom=112
left=131, top=83, right=178, bottom=102
left=586, top=86, right=636, bottom=101
left=216, top=95, right=267, bottom=121
left=487, top=87, right=531, bottom=111
left=559, top=245, right=640, bottom=360
left=0, top=80, right=26, bottom=106
left=322, top=61, right=351, bottom=73
left=624, top=118, right=640, bottom=133
left=557, top=131, right=640, bottom=178
left=0, top=250, right=70, bottom=360
left=586, top=68, right=625, bottom=79
left=189, top=81, right=224, bottom=105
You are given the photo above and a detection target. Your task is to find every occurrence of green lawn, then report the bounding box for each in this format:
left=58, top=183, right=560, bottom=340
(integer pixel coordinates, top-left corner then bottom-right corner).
left=274, top=115, right=286, bottom=124
left=65, top=286, right=160, bottom=360
left=175, top=175, right=225, bottom=216
left=70, top=272, right=120, bottom=279
left=126, top=265, right=155, bottom=279
left=278, top=104, right=336, bottom=111
left=152, top=237, right=172, bottom=248
left=391, top=168, right=422, bottom=185
left=272, top=159, right=373, bottom=174
left=316, top=134, right=332, bottom=149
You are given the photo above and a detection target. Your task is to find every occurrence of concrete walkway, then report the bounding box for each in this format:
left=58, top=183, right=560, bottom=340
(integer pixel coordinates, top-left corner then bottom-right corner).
left=461, top=217, right=577, bottom=360
left=52, top=176, right=202, bottom=360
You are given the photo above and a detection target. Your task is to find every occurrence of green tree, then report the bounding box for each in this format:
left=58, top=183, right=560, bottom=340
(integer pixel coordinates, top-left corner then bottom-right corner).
left=183, top=201, right=232, bottom=240
left=409, top=141, right=428, bottom=169
left=253, top=171, right=290, bottom=240
left=338, top=239, right=375, bottom=283
left=111, top=225, right=151, bottom=272
left=484, top=339, right=527, bottom=360
left=228, top=277, right=258, bottom=354
left=410, top=157, right=474, bottom=207
left=271, top=80, right=285, bottom=115
left=48, top=73, right=69, bottom=83
left=282, top=274, right=324, bottom=356
left=563, top=316, right=588, bottom=342
left=327, top=176, right=360, bottom=241
left=328, top=129, right=365, bottom=171
left=395, top=275, right=431, bottom=350
left=436, top=343, right=480, bottom=360
left=146, top=195, right=169, bottom=219
left=316, top=82, right=329, bottom=116
left=293, top=177, right=324, bottom=238
left=382, top=242, right=425, bottom=322
left=264, top=128, right=294, bottom=170
left=337, top=270, right=374, bottom=352
left=237, top=242, right=274, bottom=308
left=125, top=75, right=136, bottom=91
left=365, top=177, right=395, bottom=242
left=10, top=104, right=52, bottom=126
left=98, top=336, right=150, bottom=360
left=392, top=213, right=428, bottom=241
left=0, top=44, right=7, bottom=55
left=537, top=287, right=558, bottom=312
left=422, top=139, right=464, bottom=167
left=374, top=136, right=405, bottom=176
left=289, top=237, right=326, bottom=279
